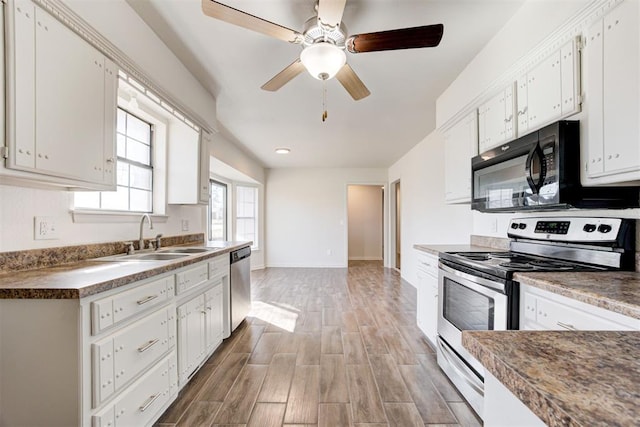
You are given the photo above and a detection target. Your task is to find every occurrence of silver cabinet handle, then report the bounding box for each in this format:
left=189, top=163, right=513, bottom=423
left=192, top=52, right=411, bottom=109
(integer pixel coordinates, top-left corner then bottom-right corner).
left=139, top=393, right=160, bottom=412
left=137, top=338, right=159, bottom=353
left=556, top=321, right=576, bottom=331
left=136, top=295, right=158, bottom=305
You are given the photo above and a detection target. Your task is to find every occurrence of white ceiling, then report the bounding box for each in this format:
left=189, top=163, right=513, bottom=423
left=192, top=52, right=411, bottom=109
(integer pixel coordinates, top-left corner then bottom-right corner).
left=127, top=0, right=525, bottom=169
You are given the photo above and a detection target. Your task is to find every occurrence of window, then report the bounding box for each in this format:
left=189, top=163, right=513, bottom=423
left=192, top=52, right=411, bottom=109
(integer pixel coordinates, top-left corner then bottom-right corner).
left=236, top=185, right=258, bottom=247
left=209, top=180, right=227, bottom=241
left=75, top=108, right=153, bottom=212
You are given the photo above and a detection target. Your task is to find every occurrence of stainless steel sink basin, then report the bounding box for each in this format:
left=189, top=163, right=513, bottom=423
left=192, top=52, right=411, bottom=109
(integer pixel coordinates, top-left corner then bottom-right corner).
left=157, top=247, right=212, bottom=254
left=96, top=253, right=190, bottom=262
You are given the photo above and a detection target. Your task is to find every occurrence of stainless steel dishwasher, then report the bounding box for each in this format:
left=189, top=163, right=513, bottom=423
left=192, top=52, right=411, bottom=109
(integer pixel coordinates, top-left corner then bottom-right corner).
left=229, top=246, right=251, bottom=333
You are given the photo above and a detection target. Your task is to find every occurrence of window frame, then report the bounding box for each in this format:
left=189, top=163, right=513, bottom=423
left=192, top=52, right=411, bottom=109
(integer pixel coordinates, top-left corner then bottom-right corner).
left=208, top=179, right=228, bottom=241
left=235, top=184, right=259, bottom=250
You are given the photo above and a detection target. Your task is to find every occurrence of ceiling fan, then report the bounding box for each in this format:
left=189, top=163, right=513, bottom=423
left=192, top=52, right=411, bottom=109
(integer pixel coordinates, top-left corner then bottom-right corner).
left=201, top=0, right=444, bottom=102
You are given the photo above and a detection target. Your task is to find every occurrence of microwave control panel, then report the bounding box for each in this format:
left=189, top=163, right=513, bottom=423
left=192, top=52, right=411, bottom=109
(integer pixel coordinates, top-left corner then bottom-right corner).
left=507, top=217, right=622, bottom=242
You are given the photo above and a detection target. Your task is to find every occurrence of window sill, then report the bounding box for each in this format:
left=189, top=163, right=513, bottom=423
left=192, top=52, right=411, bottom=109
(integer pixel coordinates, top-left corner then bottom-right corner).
left=71, top=209, right=169, bottom=224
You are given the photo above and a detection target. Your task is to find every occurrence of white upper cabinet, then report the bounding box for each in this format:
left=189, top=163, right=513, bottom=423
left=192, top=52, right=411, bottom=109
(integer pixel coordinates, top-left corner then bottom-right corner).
left=478, top=83, right=515, bottom=153
left=444, top=111, right=478, bottom=203
left=4, top=0, right=117, bottom=189
left=167, top=126, right=210, bottom=205
left=585, top=0, right=640, bottom=183
left=516, top=39, right=580, bottom=137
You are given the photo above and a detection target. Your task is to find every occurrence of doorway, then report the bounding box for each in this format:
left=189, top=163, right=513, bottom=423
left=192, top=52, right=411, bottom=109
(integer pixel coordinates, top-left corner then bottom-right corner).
left=390, top=180, right=401, bottom=270
left=347, top=185, right=384, bottom=265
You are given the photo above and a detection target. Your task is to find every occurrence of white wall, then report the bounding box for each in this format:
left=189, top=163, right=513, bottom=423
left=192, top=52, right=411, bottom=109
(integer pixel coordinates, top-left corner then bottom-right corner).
left=265, top=168, right=387, bottom=268
left=388, top=131, right=473, bottom=286
left=348, top=185, right=383, bottom=261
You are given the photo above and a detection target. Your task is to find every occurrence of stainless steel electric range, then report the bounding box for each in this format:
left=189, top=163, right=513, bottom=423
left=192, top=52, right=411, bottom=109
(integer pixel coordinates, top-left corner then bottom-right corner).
left=435, top=216, right=636, bottom=418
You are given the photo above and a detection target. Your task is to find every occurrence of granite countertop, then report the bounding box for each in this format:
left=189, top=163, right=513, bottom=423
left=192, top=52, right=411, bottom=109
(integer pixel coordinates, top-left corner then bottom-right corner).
left=515, top=271, right=640, bottom=321
left=0, top=241, right=251, bottom=299
left=463, top=330, right=640, bottom=427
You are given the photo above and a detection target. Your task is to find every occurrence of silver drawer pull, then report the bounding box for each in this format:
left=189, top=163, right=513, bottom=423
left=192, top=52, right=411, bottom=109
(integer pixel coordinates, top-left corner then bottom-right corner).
left=557, top=321, right=576, bottom=331
left=139, top=393, right=160, bottom=412
left=136, top=295, right=158, bottom=305
left=137, top=338, right=159, bottom=353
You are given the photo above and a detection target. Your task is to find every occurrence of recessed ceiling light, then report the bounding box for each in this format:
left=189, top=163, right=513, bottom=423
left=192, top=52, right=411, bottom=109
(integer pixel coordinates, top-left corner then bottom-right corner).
left=275, top=148, right=291, bottom=154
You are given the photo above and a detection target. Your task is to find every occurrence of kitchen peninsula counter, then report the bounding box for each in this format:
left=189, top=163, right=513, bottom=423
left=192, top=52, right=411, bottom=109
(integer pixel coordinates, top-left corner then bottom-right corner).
left=463, top=330, right=640, bottom=427
left=0, top=241, right=251, bottom=299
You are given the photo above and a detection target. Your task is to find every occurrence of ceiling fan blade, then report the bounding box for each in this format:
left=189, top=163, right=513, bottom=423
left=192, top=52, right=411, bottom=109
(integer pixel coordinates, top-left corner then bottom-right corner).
left=317, top=0, right=347, bottom=28
left=261, top=59, right=306, bottom=91
left=346, top=24, right=444, bottom=53
left=202, top=0, right=303, bottom=44
left=336, top=64, right=370, bottom=101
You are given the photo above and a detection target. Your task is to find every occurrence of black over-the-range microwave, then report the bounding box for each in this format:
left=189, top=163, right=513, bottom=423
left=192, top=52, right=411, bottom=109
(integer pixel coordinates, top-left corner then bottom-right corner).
left=471, top=120, right=640, bottom=212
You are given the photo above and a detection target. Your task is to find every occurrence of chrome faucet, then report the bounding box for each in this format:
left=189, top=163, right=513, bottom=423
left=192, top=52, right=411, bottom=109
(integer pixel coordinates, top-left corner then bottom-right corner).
left=139, top=214, right=154, bottom=250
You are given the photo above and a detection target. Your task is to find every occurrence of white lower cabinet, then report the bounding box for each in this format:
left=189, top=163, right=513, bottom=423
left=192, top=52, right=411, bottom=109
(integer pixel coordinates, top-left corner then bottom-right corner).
left=415, top=251, right=439, bottom=346
left=0, top=253, right=232, bottom=427
left=177, top=279, right=224, bottom=385
left=519, top=284, right=639, bottom=331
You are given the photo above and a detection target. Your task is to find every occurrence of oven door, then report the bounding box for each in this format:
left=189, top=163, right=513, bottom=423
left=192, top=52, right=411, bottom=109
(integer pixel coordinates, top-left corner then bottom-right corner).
left=437, top=262, right=508, bottom=374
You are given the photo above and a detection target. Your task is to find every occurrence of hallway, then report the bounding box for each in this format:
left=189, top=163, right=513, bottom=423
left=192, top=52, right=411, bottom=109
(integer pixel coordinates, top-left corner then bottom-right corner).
left=156, top=261, right=481, bottom=426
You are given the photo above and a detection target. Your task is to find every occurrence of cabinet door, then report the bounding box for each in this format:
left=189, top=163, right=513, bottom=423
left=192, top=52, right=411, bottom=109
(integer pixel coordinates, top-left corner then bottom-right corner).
left=34, top=6, right=105, bottom=182
left=199, top=130, right=211, bottom=204
left=527, top=51, right=561, bottom=130
left=585, top=19, right=605, bottom=175
left=178, top=295, right=206, bottom=383
left=445, top=111, right=478, bottom=203
left=516, top=74, right=529, bottom=135
left=204, top=283, right=223, bottom=352
left=102, top=59, right=118, bottom=187
left=560, top=41, right=578, bottom=116
left=602, top=0, right=640, bottom=174
left=479, top=88, right=511, bottom=152
left=503, top=84, right=515, bottom=141
left=10, top=0, right=36, bottom=169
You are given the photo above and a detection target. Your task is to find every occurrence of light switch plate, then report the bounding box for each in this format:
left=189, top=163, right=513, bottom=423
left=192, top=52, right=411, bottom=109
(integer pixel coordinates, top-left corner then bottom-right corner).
left=34, top=216, right=59, bottom=240
left=181, top=219, right=189, bottom=231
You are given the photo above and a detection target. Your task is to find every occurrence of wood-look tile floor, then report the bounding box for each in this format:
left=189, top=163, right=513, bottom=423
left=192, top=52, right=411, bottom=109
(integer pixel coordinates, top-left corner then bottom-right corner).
left=156, top=261, right=482, bottom=427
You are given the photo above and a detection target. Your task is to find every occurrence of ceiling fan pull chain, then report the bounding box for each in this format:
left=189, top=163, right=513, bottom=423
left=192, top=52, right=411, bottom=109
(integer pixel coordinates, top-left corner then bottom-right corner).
left=322, top=77, right=328, bottom=122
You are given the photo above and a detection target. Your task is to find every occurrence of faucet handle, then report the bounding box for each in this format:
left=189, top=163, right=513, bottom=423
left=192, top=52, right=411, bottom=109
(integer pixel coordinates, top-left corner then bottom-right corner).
left=155, top=234, right=163, bottom=250
left=124, top=241, right=135, bottom=255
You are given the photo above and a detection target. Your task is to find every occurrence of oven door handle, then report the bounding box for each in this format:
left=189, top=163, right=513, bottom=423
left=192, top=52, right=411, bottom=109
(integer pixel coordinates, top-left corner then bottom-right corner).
left=439, top=262, right=507, bottom=294
left=437, top=338, right=484, bottom=396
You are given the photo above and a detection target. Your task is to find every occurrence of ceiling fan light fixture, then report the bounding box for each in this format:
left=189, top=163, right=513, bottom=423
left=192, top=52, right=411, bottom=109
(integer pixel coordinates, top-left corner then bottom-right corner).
left=275, top=147, right=291, bottom=154
left=300, top=42, right=346, bottom=80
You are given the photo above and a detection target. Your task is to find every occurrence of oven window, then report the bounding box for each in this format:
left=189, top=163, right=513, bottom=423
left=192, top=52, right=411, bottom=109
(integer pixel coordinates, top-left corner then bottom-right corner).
left=443, top=277, right=495, bottom=331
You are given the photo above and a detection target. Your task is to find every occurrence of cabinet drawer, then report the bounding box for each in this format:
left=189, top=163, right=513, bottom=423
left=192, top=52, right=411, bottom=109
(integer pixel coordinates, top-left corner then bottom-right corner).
left=93, top=353, right=175, bottom=427
left=208, top=255, right=230, bottom=282
left=535, top=295, right=630, bottom=331
left=92, top=307, right=174, bottom=406
left=416, top=252, right=438, bottom=278
left=91, top=275, right=174, bottom=335
left=176, top=263, right=209, bottom=293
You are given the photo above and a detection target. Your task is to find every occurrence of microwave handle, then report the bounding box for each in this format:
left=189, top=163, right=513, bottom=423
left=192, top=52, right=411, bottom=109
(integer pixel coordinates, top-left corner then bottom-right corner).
left=525, top=144, right=546, bottom=194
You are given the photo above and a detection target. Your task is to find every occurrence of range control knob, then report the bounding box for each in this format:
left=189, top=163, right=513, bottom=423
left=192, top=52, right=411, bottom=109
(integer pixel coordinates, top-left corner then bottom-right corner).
left=518, top=223, right=527, bottom=230
left=583, top=224, right=596, bottom=233
left=597, top=224, right=612, bottom=233
left=511, top=223, right=519, bottom=229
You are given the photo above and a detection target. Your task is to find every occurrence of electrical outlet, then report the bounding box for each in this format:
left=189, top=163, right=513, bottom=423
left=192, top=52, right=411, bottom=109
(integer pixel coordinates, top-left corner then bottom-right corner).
left=34, top=216, right=59, bottom=240
left=181, top=219, right=189, bottom=231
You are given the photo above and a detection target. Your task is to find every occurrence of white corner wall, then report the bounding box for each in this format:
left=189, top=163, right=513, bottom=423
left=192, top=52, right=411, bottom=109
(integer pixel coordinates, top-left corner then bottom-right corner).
left=388, top=130, right=473, bottom=286
left=348, top=185, right=384, bottom=261
left=265, top=168, right=387, bottom=268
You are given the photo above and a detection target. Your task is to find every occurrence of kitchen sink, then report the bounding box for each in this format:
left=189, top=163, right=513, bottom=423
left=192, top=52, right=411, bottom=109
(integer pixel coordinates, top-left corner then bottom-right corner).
left=96, top=252, right=190, bottom=262
left=157, top=247, right=212, bottom=254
